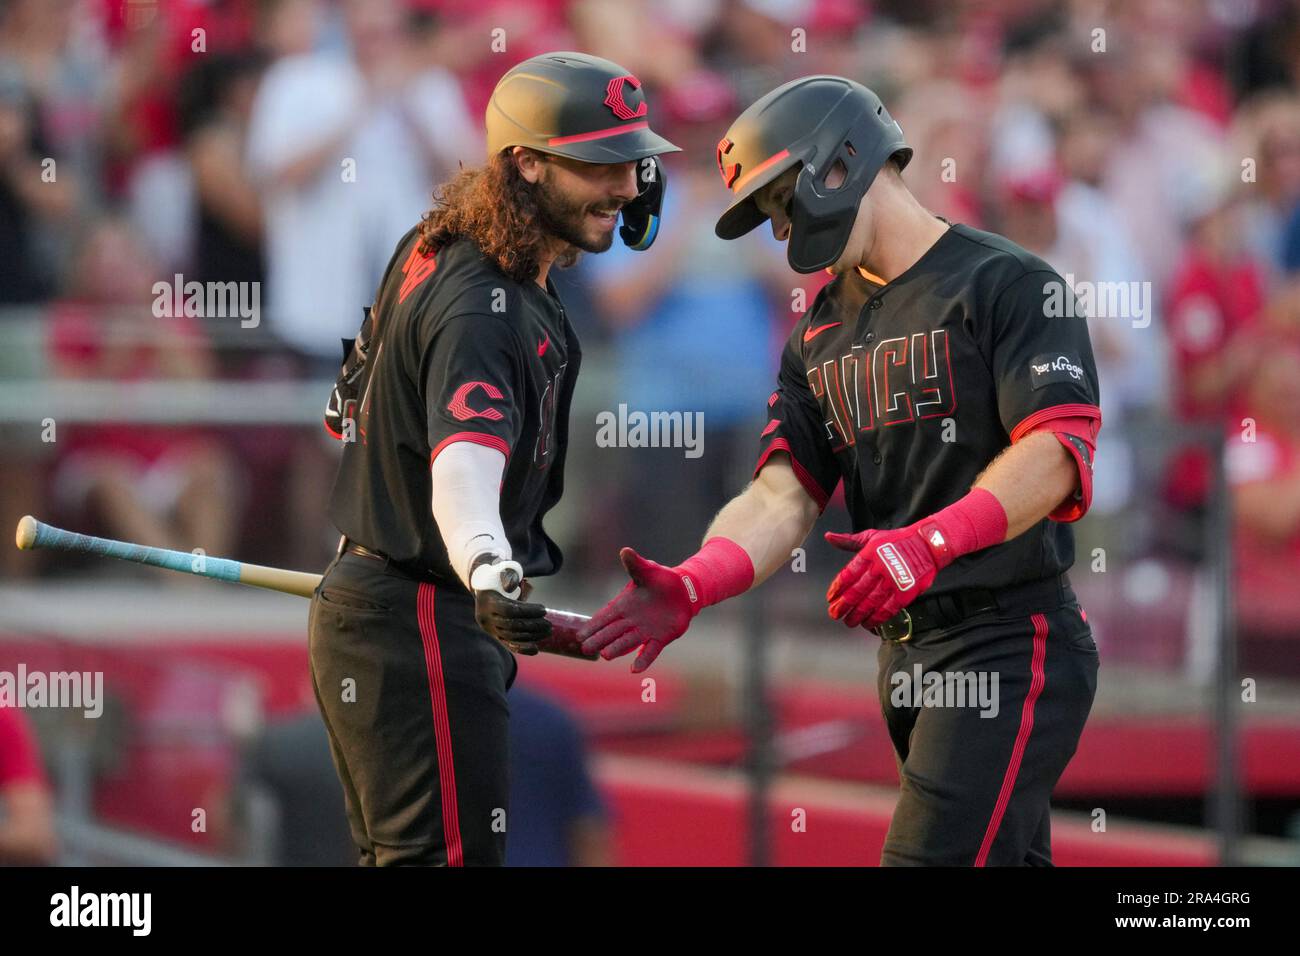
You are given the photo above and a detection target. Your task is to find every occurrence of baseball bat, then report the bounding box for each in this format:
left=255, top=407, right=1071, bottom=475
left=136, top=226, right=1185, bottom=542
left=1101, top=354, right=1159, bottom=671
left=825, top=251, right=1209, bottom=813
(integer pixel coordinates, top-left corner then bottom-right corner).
left=14, top=515, right=595, bottom=660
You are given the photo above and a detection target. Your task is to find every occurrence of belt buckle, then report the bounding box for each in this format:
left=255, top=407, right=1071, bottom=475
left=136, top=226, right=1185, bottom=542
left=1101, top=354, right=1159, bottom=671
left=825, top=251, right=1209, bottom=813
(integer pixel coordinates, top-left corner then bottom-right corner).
left=877, top=608, right=913, bottom=643
left=346, top=542, right=388, bottom=568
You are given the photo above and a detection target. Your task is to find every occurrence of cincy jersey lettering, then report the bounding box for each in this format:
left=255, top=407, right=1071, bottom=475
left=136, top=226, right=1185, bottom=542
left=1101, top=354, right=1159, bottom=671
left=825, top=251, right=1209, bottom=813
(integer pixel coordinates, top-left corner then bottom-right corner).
left=533, top=363, right=566, bottom=469
left=806, top=330, right=956, bottom=449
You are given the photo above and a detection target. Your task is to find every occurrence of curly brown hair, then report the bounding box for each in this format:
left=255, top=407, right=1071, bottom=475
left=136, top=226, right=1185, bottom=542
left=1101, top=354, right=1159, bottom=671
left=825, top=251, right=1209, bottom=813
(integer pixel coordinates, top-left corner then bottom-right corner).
left=417, top=151, right=578, bottom=285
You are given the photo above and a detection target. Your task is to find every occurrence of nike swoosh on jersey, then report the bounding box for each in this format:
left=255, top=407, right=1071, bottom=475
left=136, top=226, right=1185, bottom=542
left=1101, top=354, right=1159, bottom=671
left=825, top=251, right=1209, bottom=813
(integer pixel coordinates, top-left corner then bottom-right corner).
left=538, top=335, right=550, bottom=357
left=803, top=322, right=842, bottom=342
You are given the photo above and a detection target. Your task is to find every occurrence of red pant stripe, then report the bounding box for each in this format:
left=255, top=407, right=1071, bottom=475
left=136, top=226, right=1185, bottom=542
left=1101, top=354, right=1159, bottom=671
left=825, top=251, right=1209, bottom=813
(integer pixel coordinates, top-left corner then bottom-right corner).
left=974, top=612, right=1049, bottom=866
left=416, top=583, right=464, bottom=866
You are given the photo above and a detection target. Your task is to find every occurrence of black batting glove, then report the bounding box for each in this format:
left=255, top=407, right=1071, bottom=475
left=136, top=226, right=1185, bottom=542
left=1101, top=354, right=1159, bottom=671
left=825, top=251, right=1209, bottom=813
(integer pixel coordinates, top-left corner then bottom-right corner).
left=469, top=554, right=552, bottom=655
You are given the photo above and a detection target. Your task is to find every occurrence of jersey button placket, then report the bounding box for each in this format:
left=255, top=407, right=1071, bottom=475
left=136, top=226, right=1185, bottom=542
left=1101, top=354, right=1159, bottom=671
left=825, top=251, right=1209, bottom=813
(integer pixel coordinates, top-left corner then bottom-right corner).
left=861, top=295, right=883, bottom=342
left=864, top=296, right=883, bottom=465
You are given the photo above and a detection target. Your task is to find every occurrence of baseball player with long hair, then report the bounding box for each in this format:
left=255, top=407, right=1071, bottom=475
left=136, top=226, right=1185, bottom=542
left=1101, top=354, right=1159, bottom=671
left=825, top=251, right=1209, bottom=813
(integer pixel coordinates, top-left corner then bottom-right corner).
left=310, top=53, right=678, bottom=866
left=580, top=76, right=1102, bottom=866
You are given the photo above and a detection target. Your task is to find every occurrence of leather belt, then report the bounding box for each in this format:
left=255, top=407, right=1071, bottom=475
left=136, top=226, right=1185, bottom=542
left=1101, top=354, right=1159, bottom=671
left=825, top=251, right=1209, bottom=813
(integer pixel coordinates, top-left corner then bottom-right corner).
left=875, top=574, right=1073, bottom=642
left=344, top=541, right=386, bottom=562
left=338, top=537, right=450, bottom=586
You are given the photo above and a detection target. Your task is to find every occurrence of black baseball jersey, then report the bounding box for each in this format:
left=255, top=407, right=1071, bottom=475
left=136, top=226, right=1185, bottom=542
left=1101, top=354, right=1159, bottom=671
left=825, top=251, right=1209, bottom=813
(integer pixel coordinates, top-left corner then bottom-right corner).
left=328, top=229, right=580, bottom=584
left=756, top=222, right=1101, bottom=596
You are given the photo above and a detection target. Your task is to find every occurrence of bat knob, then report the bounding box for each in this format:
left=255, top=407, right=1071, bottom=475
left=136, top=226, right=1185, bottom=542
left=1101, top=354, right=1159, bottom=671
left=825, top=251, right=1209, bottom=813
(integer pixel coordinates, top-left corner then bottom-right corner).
left=15, top=515, right=38, bottom=551
left=500, top=567, right=521, bottom=593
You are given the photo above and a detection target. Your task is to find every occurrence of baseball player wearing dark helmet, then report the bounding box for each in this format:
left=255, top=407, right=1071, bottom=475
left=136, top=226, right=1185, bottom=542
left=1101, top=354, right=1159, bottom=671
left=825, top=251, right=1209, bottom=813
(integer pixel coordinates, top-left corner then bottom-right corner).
left=581, top=76, right=1102, bottom=866
left=311, top=52, right=678, bottom=866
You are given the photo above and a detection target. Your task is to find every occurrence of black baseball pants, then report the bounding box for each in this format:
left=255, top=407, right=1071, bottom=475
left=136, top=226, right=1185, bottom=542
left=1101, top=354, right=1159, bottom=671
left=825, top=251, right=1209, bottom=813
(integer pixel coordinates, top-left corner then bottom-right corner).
left=876, top=589, right=1099, bottom=866
left=307, top=551, right=517, bottom=866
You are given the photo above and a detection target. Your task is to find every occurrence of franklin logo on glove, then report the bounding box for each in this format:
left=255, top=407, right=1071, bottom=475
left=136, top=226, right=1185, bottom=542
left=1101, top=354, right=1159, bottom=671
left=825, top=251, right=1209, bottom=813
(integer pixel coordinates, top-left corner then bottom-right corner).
left=875, top=542, right=916, bottom=590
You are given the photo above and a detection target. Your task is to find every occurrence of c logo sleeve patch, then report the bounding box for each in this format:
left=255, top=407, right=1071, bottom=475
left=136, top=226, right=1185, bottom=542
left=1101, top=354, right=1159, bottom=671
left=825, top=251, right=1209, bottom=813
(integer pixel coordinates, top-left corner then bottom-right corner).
left=448, top=381, right=506, bottom=422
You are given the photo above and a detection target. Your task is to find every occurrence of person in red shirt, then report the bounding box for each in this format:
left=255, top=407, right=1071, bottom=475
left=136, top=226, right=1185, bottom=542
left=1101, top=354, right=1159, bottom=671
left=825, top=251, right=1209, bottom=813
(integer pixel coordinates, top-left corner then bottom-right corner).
left=0, top=706, right=57, bottom=864
left=1164, top=184, right=1267, bottom=511
left=1226, top=334, right=1300, bottom=677
left=1167, top=239, right=1264, bottom=423
left=48, top=219, right=237, bottom=558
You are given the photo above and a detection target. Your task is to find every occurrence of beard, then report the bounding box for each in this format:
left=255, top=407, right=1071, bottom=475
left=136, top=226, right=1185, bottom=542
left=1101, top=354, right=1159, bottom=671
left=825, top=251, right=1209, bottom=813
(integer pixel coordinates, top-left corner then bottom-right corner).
left=533, top=170, right=617, bottom=254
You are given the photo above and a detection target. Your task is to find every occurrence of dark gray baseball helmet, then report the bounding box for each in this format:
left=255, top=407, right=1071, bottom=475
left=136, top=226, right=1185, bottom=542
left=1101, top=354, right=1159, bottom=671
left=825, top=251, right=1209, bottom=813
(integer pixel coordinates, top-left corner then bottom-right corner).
left=486, top=52, right=681, bottom=163
left=714, top=76, right=911, bottom=273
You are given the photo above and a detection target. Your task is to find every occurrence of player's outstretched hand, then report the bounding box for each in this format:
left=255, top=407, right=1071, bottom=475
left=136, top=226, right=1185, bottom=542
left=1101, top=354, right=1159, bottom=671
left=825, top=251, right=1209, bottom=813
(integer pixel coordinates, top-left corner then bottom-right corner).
left=471, top=556, right=552, bottom=655
left=824, top=526, right=943, bottom=629
left=578, top=547, right=692, bottom=673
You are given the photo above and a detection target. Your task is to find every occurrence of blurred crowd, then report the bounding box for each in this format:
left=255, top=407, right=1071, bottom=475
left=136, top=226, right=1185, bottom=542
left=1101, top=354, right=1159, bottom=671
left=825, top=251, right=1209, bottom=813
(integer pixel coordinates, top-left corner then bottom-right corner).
left=1, top=0, right=1299, bottom=665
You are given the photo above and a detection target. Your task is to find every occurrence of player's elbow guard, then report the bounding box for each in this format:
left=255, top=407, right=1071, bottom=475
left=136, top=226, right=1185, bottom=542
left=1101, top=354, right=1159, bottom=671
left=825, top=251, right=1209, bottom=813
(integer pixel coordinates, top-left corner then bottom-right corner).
left=1013, top=416, right=1097, bottom=522
left=1023, top=415, right=1100, bottom=523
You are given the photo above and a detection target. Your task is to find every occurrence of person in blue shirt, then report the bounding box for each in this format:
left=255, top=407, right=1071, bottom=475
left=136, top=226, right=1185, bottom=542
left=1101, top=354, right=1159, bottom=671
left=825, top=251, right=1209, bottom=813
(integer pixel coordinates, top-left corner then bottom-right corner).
left=505, top=685, right=610, bottom=867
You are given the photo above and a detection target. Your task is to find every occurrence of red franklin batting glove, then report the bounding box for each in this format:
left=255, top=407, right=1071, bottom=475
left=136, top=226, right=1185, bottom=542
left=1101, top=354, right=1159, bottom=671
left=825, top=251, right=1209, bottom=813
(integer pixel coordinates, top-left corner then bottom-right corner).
left=578, top=538, right=753, bottom=673
left=825, top=488, right=1008, bottom=629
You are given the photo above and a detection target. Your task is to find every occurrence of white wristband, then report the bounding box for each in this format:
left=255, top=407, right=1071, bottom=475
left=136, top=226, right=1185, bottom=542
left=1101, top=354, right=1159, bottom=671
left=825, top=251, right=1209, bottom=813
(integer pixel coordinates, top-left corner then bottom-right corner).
left=469, top=559, right=523, bottom=600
